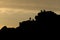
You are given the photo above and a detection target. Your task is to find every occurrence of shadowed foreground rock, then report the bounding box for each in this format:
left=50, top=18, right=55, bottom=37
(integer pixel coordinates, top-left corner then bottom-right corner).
left=0, top=10, right=60, bottom=32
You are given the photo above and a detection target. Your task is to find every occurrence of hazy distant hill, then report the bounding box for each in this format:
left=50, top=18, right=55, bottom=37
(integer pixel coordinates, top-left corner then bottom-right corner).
left=0, top=10, right=60, bottom=32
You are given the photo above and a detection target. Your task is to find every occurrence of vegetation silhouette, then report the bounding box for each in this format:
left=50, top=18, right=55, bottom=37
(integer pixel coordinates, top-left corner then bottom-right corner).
left=0, top=10, right=60, bottom=32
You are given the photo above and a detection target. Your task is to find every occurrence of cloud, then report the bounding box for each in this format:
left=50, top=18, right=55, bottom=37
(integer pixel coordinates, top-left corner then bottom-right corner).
left=0, top=0, right=60, bottom=11
left=0, top=8, right=38, bottom=28
left=0, top=0, right=60, bottom=28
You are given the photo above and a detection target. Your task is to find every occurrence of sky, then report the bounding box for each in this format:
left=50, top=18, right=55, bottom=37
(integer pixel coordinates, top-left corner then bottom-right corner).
left=0, top=0, right=60, bottom=29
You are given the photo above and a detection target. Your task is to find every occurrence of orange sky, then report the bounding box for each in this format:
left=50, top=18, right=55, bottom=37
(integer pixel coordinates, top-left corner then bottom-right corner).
left=0, top=0, right=60, bottom=29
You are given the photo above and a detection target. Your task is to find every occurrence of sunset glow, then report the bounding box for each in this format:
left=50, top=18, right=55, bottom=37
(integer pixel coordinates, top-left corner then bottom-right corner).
left=0, top=0, right=60, bottom=29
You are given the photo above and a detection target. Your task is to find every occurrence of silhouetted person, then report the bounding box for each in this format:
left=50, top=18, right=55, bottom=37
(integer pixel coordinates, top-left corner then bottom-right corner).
left=29, top=17, right=31, bottom=20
